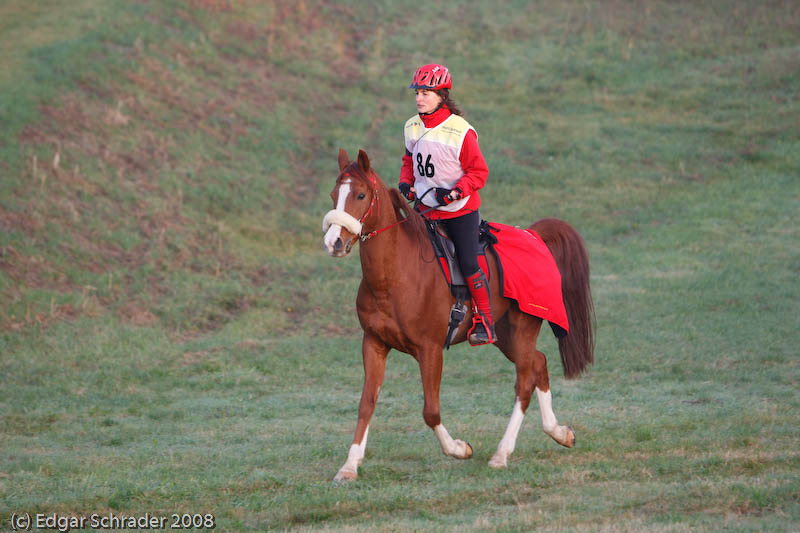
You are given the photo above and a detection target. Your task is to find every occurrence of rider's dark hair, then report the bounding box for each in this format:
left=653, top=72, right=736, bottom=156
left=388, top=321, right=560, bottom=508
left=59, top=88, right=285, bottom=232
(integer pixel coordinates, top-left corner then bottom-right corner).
left=436, top=89, right=463, bottom=116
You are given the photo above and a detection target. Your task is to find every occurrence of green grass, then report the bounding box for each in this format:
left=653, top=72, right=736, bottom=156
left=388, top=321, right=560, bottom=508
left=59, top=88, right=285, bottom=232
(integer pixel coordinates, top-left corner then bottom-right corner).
left=1, top=0, right=799, bottom=531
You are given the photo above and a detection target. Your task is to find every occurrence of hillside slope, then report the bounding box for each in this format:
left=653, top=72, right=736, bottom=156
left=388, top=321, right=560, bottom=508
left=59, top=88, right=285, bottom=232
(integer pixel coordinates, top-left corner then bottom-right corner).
left=2, top=0, right=798, bottom=336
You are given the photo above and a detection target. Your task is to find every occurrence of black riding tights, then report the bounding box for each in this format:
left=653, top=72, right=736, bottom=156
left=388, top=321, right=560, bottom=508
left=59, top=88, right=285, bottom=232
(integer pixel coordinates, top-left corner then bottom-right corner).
left=439, top=210, right=481, bottom=277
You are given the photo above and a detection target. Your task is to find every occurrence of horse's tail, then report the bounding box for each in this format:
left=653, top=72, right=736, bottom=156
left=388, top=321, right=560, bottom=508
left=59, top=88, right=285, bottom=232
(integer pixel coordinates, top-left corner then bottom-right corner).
left=530, top=218, right=595, bottom=379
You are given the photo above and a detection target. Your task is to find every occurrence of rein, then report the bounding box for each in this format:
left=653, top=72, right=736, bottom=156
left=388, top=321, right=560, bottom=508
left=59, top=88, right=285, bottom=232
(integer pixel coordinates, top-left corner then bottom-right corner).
left=349, top=170, right=438, bottom=242
left=361, top=203, right=438, bottom=242
left=361, top=186, right=438, bottom=241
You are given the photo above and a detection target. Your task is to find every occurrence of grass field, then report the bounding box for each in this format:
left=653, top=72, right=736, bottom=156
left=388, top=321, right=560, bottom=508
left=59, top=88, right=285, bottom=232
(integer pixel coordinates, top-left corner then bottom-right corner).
left=1, top=0, right=799, bottom=531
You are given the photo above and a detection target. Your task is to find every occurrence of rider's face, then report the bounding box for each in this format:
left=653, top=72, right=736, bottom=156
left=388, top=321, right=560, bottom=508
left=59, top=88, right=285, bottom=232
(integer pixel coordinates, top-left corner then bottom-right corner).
left=415, top=89, right=442, bottom=114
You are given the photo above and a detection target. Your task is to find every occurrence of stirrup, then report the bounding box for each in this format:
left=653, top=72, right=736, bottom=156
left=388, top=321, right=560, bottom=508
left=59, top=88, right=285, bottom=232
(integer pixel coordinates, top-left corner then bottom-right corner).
left=468, top=315, right=496, bottom=346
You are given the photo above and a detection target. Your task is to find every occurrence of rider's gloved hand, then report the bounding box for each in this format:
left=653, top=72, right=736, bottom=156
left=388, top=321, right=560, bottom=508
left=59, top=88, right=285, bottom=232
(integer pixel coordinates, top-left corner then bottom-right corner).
left=435, top=187, right=461, bottom=206
left=398, top=182, right=415, bottom=201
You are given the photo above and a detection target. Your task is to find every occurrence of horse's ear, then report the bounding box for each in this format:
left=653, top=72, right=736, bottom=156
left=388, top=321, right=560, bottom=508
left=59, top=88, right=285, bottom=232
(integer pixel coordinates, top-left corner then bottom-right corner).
left=338, top=148, right=349, bottom=171
left=357, top=150, right=371, bottom=174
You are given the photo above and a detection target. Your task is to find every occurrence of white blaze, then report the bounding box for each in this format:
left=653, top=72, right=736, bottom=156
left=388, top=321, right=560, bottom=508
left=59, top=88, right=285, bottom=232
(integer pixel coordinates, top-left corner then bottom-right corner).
left=323, top=181, right=362, bottom=255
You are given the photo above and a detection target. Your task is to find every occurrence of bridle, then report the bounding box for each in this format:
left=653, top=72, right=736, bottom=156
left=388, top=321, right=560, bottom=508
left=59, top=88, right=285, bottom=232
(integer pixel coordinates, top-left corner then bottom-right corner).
left=322, top=170, right=376, bottom=242
left=322, top=169, right=435, bottom=243
left=356, top=171, right=380, bottom=231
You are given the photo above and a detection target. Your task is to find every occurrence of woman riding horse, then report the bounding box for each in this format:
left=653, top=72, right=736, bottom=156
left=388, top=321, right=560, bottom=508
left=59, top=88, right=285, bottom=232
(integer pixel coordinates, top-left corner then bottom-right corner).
left=322, top=147, right=594, bottom=481
left=399, top=63, right=495, bottom=345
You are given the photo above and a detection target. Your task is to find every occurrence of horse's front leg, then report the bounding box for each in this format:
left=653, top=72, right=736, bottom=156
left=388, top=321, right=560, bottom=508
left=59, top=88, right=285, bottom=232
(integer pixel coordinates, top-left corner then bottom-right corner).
left=418, top=346, right=473, bottom=460
left=334, top=332, right=389, bottom=482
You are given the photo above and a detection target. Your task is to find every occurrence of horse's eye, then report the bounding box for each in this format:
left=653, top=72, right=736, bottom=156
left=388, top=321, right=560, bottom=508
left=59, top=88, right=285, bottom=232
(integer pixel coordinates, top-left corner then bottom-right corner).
left=357, top=193, right=366, bottom=200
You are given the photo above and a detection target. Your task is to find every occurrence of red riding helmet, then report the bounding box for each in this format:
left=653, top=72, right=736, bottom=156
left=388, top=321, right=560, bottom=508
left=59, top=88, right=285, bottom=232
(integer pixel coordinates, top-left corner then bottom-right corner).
left=409, top=63, right=452, bottom=90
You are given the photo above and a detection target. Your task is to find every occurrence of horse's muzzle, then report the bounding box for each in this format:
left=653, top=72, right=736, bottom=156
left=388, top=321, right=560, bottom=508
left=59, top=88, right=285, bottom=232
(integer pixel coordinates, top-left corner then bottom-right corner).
left=323, top=225, right=356, bottom=257
left=326, top=236, right=352, bottom=257
left=323, top=209, right=361, bottom=257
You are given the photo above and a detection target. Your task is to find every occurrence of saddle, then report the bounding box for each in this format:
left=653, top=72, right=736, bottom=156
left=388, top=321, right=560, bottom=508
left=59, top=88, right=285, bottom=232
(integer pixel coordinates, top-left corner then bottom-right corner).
left=422, top=217, right=502, bottom=349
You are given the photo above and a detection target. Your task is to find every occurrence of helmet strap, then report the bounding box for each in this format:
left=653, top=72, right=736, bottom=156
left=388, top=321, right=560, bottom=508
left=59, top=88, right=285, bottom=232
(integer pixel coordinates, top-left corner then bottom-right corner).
left=420, top=97, right=447, bottom=116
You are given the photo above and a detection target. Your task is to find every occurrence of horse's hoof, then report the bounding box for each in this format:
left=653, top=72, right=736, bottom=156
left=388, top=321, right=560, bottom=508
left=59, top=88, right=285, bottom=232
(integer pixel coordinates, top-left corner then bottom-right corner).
left=333, top=469, right=358, bottom=482
left=463, top=442, right=473, bottom=460
left=564, top=426, right=576, bottom=448
left=488, top=453, right=507, bottom=469
left=548, top=425, right=576, bottom=448
left=452, top=439, right=473, bottom=459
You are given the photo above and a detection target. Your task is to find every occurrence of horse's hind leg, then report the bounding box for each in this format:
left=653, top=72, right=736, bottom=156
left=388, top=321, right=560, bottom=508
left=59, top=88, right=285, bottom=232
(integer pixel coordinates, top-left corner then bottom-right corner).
left=489, top=313, right=537, bottom=468
left=490, top=315, right=574, bottom=468
left=489, top=396, right=527, bottom=468
left=533, top=350, right=576, bottom=449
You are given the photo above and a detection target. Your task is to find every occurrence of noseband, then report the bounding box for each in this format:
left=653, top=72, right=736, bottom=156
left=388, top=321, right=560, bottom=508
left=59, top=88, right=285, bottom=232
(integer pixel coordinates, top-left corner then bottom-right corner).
left=322, top=171, right=379, bottom=240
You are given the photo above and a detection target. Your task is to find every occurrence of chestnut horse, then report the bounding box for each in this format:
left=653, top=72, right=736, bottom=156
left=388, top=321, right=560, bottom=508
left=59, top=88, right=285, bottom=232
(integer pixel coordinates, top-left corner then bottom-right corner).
left=323, top=149, right=594, bottom=481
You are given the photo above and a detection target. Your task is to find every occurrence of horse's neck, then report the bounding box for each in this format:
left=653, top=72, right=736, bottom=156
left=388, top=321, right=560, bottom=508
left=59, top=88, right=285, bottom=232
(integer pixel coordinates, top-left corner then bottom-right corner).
left=358, top=192, right=420, bottom=294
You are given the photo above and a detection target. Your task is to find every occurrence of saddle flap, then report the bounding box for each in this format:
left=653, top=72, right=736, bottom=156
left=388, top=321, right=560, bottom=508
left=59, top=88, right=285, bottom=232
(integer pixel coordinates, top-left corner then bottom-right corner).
left=423, top=218, right=494, bottom=289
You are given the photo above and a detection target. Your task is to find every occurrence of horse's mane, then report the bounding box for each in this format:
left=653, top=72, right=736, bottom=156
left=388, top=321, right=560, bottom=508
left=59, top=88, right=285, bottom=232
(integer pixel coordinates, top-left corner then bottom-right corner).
left=387, top=188, right=428, bottom=239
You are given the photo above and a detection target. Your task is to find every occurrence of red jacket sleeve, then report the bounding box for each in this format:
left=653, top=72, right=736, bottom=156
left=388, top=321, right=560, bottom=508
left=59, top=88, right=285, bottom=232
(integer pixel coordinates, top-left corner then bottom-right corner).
left=455, top=129, right=488, bottom=196
left=399, top=150, right=415, bottom=185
